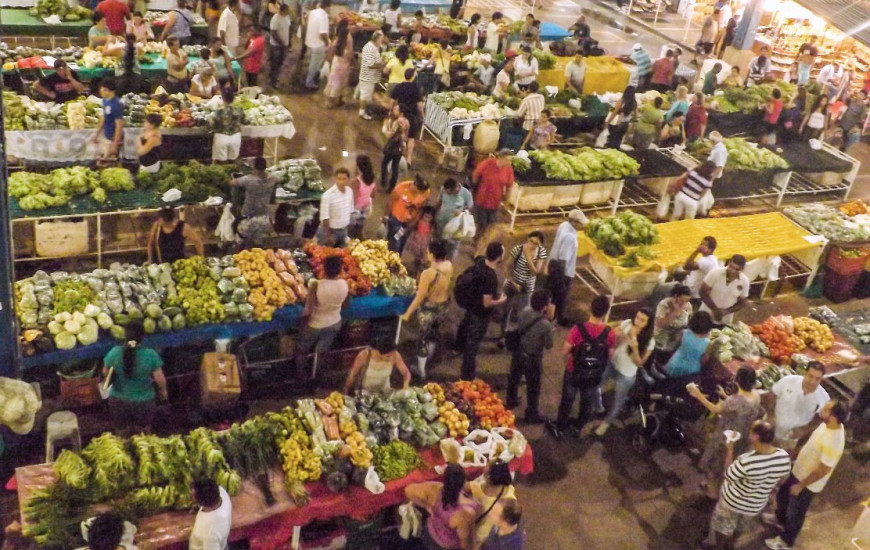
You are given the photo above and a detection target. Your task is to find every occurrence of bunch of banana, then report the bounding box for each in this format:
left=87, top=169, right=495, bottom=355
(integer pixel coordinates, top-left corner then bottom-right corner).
left=53, top=449, right=91, bottom=489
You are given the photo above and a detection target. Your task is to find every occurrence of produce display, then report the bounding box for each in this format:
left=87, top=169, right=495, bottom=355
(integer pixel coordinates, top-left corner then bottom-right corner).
left=751, top=317, right=801, bottom=365
left=839, top=200, right=869, bottom=217
left=136, top=161, right=232, bottom=202
left=9, top=166, right=109, bottom=210
left=687, top=137, right=789, bottom=171
left=784, top=203, right=870, bottom=242
left=29, top=0, right=91, bottom=20
left=585, top=211, right=659, bottom=258
left=22, top=380, right=523, bottom=548
left=2, top=92, right=103, bottom=131
left=429, top=91, right=503, bottom=120
left=453, top=380, right=515, bottom=430
left=711, top=82, right=802, bottom=115
left=792, top=317, right=835, bottom=352
left=347, top=239, right=410, bottom=288
left=528, top=148, right=640, bottom=182
left=266, top=158, right=325, bottom=192
left=709, top=322, right=769, bottom=363
left=302, top=242, right=373, bottom=296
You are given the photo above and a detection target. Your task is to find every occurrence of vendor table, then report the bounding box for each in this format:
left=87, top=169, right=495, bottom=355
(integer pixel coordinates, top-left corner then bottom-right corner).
left=421, top=95, right=498, bottom=149
left=6, top=121, right=296, bottom=164
left=67, top=55, right=242, bottom=81
left=502, top=148, right=686, bottom=230
left=574, top=212, right=826, bottom=318
left=0, top=8, right=208, bottom=39
left=537, top=22, right=570, bottom=42
left=16, top=443, right=534, bottom=549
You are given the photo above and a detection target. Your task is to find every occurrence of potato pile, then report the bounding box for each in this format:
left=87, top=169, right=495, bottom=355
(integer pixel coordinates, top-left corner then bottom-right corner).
left=793, top=317, right=835, bottom=352
left=233, top=248, right=289, bottom=321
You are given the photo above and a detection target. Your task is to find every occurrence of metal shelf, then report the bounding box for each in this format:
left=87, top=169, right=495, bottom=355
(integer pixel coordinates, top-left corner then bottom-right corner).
left=782, top=172, right=850, bottom=197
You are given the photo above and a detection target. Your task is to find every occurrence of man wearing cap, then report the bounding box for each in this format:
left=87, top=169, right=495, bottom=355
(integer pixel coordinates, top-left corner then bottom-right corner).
left=472, top=149, right=514, bottom=233
left=699, top=254, right=749, bottom=325
left=630, top=43, right=652, bottom=91
left=491, top=52, right=516, bottom=99
left=35, top=60, right=87, bottom=103
left=469, top=53, right=496, bottom=93
left=546, top=209, right=586, bottom=326
left=699, top=130, right=726, bottom=216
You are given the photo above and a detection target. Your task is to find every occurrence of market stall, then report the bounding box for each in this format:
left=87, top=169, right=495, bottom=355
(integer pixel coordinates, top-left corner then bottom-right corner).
left=1, top=54, right=243, bottom=82
left=574, top=212, right=826, bottom=313
left=0, top=9, right=208, bottom=39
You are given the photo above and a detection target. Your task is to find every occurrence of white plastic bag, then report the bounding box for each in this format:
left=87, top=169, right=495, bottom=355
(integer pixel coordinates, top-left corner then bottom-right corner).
left=440, top=438, right=462, bottom=464
left=319, top=60, right=330, bottom=81
left=398, top=502, right=422, bottom=539
left=459, top=211, right=476, bottom=239
left=458, top=446, right=487, bottom=468
left=364, top=466, right=385, bottom=494
left=595, top=126, right=610, bottom=148
left=463, top=429, right=494, bottom=455
left=442, top=213, right=463, bottom=239
left=491, top=427, right=527, bottom=458
left=214, top=203, right=236, bottom=243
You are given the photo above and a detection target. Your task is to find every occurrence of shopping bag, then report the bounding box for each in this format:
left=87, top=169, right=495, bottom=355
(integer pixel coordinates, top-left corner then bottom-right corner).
left=319, top=60, right=330, bottom=81
left=398, top=502, right=422, bottom=539
left=442, top=213, right=463, bottom=239
left=594, top=126, right=609, bottom=148
left=463, top=429, right=494, bottom=455
left=459, top=211, right=476, bottom=239
left=364, top=466, right=385, bottom=494
left=214, top=203, right=236, bottom=242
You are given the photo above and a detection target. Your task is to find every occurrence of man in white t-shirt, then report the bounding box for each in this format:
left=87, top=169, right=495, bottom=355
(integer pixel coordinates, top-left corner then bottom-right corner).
left=317, top=167, right=354, bottom=246
left=767, top=362, right=830, bottom=446
left=268, top=3, right=292, bottom=88
left=683, top=236, right=719, bottom=299
left=190, top=478, right=232, bottom=550
left=699, top=254, right=749, bottom=325
left=491, top=53, right=515, bottom=99
left=217, top=0, right=240, bottom=54
left=303, top=0, right=331, bottom=89
left=763, top=399, right=848, bottom=550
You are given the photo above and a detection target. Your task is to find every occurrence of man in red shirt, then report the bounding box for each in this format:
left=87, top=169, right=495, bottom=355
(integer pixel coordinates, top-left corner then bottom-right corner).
left=95, top=0, right=130, bottom=35
left=650, top=49, right=675, bottom=93
left=236, top=27, right=265, bottom=86
left=547, top=295, right=617, bottom=440
left=471, top=148, right=514, bottom=234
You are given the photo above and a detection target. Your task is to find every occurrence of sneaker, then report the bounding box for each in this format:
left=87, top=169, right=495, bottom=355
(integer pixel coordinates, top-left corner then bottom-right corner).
left=761, top=513, right=784, bottom=531
left=764, top=536, right=792, bottom=550
left=595, top=422, right=610, bottom=436
left=545, top=419, right=562, bottom=440
left=359, top=112, right=373, bottom=120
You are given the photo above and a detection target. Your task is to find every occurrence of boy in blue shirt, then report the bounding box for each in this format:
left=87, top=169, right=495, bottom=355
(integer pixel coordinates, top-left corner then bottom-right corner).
left=91, top=79, right=124, bottom=158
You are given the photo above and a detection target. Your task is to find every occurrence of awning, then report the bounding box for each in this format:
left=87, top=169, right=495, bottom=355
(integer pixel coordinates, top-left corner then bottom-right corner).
left=791, top=0, right=870, bottom=48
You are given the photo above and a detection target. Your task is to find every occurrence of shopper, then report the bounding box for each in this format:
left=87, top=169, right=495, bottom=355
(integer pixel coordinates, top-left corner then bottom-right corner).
left=401, top=206, right=436, bottom=278
left=408, top=9, right=424, bottom=43
left=190, top=66, right=220, bottom=98
left=630, top=43, right=652, bottom=91
left=235, top=26, right=265, bottom=87
left=747, top=46, right=772, bottom=86
left=102, top=323, right=167, bottom=437
left=96, top=0, right=129, bottom=35
left=229, top=157, right=277, bottom=246
left=91, top=79, right=124, bottom=159
left=660, top=310, right=713, bottom=379
left=355, top=31, right=385, bottom=119
left=837, top=90, right=868, bottom=152
left=700, top=421, right=791, bottom=550
left=164, top=36, right=190, bottom=93
left=471, top=149, right=513, bottom=234
left=467, top=460, right=516, bottom=547
left=722, top=66, right=742, bottom=87
left=189, top=478, right=232, bottom=550
left=545, top=209, right=585, bottom=326
left=502, top=231, right=548, bottom=341
left=303, top=0, right=331, bottom=89
left=766, top=361, right=830, bottom=449
left=484, top=12, right=507, bottom=53
left=209, top=37, right=235, bottom=83
left=350, top=155, right=376, bottom=238
left=717, top=16, right=737, bottom=57
left=514, top=46, right=539, bottom=90
left=385, top=44, right=414, bottom=90
left=659, top=111, right=686, bottom=148
left=701, top=63, right=721, bottom=95
left=146, top=205, right=204, bottom=264
left=651, top=284, right=692, bottom=369
left=455, top=242, right=507, bottom=381
left=390, top=69, right=423, bottom=167
left=430, top=39, right=453, bottom=91
left=672, top=161, right=716, bottom=221
left=158, top=0, right=193, bottom=44
left=564, top=52, right=586, bottom=94
left=649, top=50, right=675, bottom=93
left=506, top=289, right=554, bottom=424
left=817, top=61, right=843, bottom=99
left=548, top=295, right=616, bottom=440
left=89, top=13, right=112, bottom=48
left=761, top=87, right=784, bottom=145
left=218, top=0, right=241, bottom=55
left=381, top=103, right=410, bottom=192
left=684, top=236, right=719, bottom=300
left=210, top=88, right=245, bottom=162
left=268, top=3, right=292, bottom=89
left=701, top=131, right=727, bottom=215
left=260, top=0, right=280, bottom=31
left=401, top=239, right=453, bottom=378
left=689, top=365, right=762, bottom=499
left=36, top=60, right=86, bottom=103
left=593, top=307, right=654, bottom=436
left=323, top=19, right=354, bottom=107
left=125, top=11, right=153, bottom=43
left=633, top=96, right=664, bottom=150
left=295, top=255, right=350, bottom=376
left=387, top=175, right=431, bottom=253
left=699, top=255, right=749, bottom=325
left=318, top=167, right=354, bottom=247
left=344, top=336, right=412, bottom=394
left=795, top=47, right=814, bottom=86
left=405, top=464, right=478, bottom=550
left=383, top=0, right=402, bottom=34
left=515, top=81, right=546, bottom=133
left=481, top=499, right=524, bottom=550
left=665, top=85, right=690, bottom=121
left=523, top=108, right=557, bottom=150
left=799, top=94, right=830, bottom=141
left=764, top=400, right=849, bottom=550
left=465, top=13, right=481, bottom=48
left=604, top=85, right=637, bottom=149
left=435, top=177, right=473, bottom=256
left=695, top=9, right=718, bottom=63
left=137, top=113, right=163, bottom=174
left=491, top=52, right=516, bottom=100
left=80, top=512, right=137, bottom=550
left=685, top=93, right=709, bottom=142
left=468, top=54, right=496, bottom=93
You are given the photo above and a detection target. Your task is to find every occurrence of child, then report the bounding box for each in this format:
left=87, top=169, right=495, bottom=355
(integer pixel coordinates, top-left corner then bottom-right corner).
left=410, top=10, right=424, bottom=43
left=523, top=108, right=557, bottom=150
left=401, top=206, right=436, bottom=278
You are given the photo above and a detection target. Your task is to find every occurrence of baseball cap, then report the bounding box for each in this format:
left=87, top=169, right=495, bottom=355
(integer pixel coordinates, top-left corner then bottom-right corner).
left=632, top=43, right=643, bottom=50
left=504, top=50, right=518, bottom=59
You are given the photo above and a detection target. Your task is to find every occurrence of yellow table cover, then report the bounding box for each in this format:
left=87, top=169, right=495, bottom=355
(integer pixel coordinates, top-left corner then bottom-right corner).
left=582, top=56, right=631, bottom=95
left=577, top=212, right=822, bottom=278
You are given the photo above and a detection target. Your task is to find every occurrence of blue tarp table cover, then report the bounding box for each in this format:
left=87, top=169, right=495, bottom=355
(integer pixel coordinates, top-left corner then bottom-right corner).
left=21, top=291, right=411, bottom=369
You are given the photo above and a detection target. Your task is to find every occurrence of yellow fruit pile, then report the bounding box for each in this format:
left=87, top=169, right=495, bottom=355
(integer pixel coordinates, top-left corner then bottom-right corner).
left=437, top=400, right=470, bottom=439
left=839, top=200, right=868, bottom=217
left=424, top=382, right=445, bottom=403
left=234, top=248, right=288, bottom=321
left=345, top=431, right=373, bottom=468
left=279, top=434, right=321, bottom=484
left=793, top=317, right=834, bottom=352
left=347, top=240, right=407, bottom=287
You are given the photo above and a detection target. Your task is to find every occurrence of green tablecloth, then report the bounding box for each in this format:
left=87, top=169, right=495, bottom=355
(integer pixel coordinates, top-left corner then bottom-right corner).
left=0, top=8, right=207, bottom=37
left=74, top=54, right=241, bottom=80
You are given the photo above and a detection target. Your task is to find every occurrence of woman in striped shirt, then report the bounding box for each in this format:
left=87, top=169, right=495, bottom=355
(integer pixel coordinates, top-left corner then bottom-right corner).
left=672, top=161, right=717, bottom=221
left=500, top=231, right=548, bottom=346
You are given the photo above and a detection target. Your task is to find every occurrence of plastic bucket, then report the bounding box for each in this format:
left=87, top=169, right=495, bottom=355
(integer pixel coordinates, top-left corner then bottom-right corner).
left=473, top=120, right=501, bottom=155
left=826, top=246, right=870, bottom=276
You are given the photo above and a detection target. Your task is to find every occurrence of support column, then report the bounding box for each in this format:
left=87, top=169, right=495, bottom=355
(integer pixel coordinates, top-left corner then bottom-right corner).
left=0, top=71, right=22, bottom=377
left=733, top=0, right=764, bottom=50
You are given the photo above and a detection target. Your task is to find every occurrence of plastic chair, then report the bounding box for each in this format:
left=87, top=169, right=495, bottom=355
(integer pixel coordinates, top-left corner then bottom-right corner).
left=45, top=411, right=81, bottom=463
left=238, top=86, right=261, bottom=99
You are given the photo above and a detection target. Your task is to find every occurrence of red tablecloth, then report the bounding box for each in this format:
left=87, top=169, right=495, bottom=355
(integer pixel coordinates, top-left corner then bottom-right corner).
left=17, top=443, right=533, bottom=550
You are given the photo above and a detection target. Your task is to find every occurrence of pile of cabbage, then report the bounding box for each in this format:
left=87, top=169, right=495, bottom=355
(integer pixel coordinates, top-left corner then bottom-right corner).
left=709, top=322, right=769, bottom=362
left=356, top=388, right=445, bottom=449
left=784, top=203, right=870, bottom=242
left=266, top=159, right=324, bottom=192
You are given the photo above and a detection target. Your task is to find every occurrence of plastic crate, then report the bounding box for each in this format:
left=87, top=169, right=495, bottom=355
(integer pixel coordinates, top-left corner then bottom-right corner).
left=35, top=220, right=89, bottom=258
left=505, top=185, right=554, bottom=211
left=550, top=184, right=583, bottom=207
left=580, top=180, right=619, bottom=205
left=590, top=254, right=662, bottom=300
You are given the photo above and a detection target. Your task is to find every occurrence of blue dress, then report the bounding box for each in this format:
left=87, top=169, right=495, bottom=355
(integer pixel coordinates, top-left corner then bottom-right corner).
left=665, top=329, right=709, bottom=377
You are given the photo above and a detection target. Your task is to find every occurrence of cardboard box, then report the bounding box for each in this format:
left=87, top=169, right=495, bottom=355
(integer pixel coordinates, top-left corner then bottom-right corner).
left=200, top=352, right=241, bottom=408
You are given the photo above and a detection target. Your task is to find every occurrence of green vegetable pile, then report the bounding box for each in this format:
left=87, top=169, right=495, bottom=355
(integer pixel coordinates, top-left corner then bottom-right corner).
left=52, top=280, right=95, bottom=315
left=8, top=166, right=139, bottom=210
left=30, top=0, right=91, bottom=20
left=99, top=167, right=135, bottom=192
left=532, top=49, right=557, bottom=70
left=137, top=161, right=232, bottom=201
left=165, top=257, right=226, bottom=326
left=586, top=211, right=659, bottom=258
left=688, top=137, right=789, bottom=171
left=511, top=156, right=531, bottom=173
left=372, top=440, right=424, bottom=481
left=428, top=91, right=495, bottom=112
left=718, top=82, right=802, bottom=114
left=528, top=147, right=640, bottom=182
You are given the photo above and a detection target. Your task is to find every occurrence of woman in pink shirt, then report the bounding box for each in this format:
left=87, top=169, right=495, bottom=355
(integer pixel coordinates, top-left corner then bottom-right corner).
left=350, top=155, right=376, bottom=238
left=236, top=27, right=265, bottom=86
left=760, top=87, right=783, bottom=145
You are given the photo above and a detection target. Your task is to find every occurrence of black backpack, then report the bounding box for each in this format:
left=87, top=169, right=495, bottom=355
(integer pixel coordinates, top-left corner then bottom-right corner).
left=571, top=323, right=611, bottom=389
left=454, top=261, right=482, bottom=310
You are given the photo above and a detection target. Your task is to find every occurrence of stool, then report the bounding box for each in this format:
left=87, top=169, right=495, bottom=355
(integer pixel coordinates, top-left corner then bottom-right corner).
left=45, top=411, right=81, bottom=463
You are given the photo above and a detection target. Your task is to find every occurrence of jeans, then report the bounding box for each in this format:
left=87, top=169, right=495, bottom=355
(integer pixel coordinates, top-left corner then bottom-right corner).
left=776, top=474, right=816, bottom=546
left=381, top=149, right=403, bottom=191
left=294, top=321, right=341, bottom=375
left=457, top=311, right=490, bottom=380
left=556, top=371, right=599, bottom=429
left=843, top=127, right=862, bottom=152
left=386, top=215, right=409, bottom=253
left=594, top=363, right=637, bottom=425
left=316, top=225, right=348, bottom=247
left=269, top=45, right=287, bottom=85
left=507, top=351, right=543, bottom=418
left=501, top=288, right=531, bottom=334
left=605, top=122, right=629, bottom=149
left=473, top=206, right=498, bottom=234
left=305, top=46, right=326, bottom=88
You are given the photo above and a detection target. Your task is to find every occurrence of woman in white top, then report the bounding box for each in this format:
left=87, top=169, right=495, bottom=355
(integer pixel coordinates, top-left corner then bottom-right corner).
left=799, top=93, right=830, bottom=140
left=594, top=308, right=655, bottom=436
left=484, top=11, right=505, bottom=53
left=466, top=13, right=481, bottom=49
left=384, top=0, right=402, bottom=34
left=189, top=66, right=220, bottom=98
left=344, top=336, right=412, bottom=394
left=514, top=46, right=538, bottom=89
